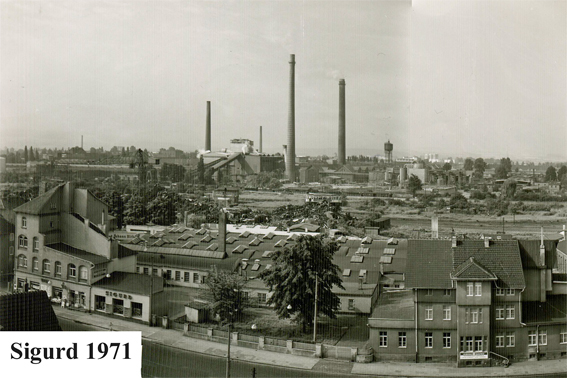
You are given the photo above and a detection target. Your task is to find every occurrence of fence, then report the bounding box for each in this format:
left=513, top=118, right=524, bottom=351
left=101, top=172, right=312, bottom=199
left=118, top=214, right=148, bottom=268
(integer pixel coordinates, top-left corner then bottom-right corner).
left=183, top=323, right=358, bottom=362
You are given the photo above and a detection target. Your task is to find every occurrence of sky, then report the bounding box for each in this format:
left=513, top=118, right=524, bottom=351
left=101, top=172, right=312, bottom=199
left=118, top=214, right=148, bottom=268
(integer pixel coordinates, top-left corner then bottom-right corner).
left=1, top=1, right=565, bottom=161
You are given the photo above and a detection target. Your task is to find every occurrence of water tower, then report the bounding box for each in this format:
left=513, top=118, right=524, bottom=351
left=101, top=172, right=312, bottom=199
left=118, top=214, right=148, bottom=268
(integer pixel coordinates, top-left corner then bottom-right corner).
left=384, top=140, right=393, bottom=163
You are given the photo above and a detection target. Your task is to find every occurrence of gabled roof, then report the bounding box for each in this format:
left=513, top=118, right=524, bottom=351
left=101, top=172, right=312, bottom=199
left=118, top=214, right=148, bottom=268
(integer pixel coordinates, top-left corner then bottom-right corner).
left=452, top=240, right=525, bottom=289
left=451, top=257, right=497, bottom=281
left=13, top=184, right=62, bottom=215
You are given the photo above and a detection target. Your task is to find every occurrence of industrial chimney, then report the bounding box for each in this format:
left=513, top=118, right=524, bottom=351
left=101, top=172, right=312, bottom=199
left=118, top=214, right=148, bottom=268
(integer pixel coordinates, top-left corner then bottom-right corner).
left=259, top=126, right=263, bottom=153
left=286, top=54, right=296, bottom=181
left=338, top=79, right=346, bottom=165
left=206, top=101, right=211, bottom=151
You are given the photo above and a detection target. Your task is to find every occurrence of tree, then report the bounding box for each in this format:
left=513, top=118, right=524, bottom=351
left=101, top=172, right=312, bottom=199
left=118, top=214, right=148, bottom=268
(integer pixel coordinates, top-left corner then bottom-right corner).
left=494, top=165, right=508, bottom=179
left=146, top=190, right=180, bottom=226
left=197, top=156, right=205, bottom=184
left=500, top=157, right=512, bottom=173
left=545, top=166, right=557, bottom=182
left=558, top=165, right=567, bottom=181
left=473, top=158, right=487, bottom=179
left=123, top=195, right=147, bottom=225
left=449, top=192, right=468, bottom=209
left=442, top=162, right=452, bottom=171
left=24, top=146, right=28, bottom=162
left=259, top=235, right=344, bottom=333
left=502, top=179, right=517, bottom=198
left=463, top=158, right=474, bottom=171
left=407, top=174, right=422, bottom=197
left=204, top=269, right=248, bottom=323
left=161, top=163, right=185, bottom=182
left=29, top=146, right=35, bottom=161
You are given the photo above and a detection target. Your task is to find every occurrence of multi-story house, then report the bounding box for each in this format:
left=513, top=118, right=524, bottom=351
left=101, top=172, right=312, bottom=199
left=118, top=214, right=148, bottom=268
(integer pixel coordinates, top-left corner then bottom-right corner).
left=368, top=236, right=566, bottom=367
left=13, top=182, right=138, bottom=311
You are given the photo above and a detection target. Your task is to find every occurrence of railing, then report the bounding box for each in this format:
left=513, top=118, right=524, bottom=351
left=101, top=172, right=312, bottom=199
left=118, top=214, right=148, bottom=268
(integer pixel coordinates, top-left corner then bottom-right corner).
left=489, top=351, right=510, bottom=367
left=459, top=351, right=488, bottom=359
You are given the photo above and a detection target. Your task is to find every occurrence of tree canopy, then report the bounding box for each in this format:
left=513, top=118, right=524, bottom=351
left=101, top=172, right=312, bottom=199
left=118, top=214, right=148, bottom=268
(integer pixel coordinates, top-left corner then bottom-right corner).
left=545, top=166, right=557, bottom=182
left=259, top=235, right=344, bottom=333
left=204, top=269, right=248, bottom=323
left=407, top=174, right=422, bottom=197
left=473, top=158, right=487, bottom=178
left=463, top=158, right=474, bottom=171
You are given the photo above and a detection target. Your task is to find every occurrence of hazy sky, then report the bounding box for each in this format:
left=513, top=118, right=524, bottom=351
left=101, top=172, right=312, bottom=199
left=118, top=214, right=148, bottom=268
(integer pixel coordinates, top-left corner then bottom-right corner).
left=1, top=1, right=565, bottom=161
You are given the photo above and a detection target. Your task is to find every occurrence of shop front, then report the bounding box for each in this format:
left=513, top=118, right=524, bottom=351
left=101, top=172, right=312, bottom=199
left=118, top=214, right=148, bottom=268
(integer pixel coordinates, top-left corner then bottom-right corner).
left=91, top=287, right=151, bottom=323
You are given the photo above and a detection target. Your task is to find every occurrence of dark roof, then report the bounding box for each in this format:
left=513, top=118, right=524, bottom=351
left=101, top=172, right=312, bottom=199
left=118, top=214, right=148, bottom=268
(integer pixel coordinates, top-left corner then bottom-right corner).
left=13, top=185, right=62, bottom=215
left=522, top=295, right=567, bottom=324
left=406, top=240, right=453, bottom=289
left=46, top=243, right=110, bottom=265
left=137, top=252, right=239, bottom=272
left=92, top=272, right=163, bottom=295
left=452, top=240, right=525, bottom=289
left=518, top=239, right=557, bottom=269
left=0, top=291, right=61, bottom=331
left=451, top=257, right=497, bottom=281
left=0, top=214, right=15, bottom=235
left=370, top=290, right=414, bottom=320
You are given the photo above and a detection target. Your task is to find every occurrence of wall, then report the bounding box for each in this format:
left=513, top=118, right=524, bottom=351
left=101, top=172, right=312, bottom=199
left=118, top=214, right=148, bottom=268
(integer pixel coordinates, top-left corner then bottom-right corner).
left=61, top=213, right=111, bottom=259
left=91, top=286, right=151, bottom=323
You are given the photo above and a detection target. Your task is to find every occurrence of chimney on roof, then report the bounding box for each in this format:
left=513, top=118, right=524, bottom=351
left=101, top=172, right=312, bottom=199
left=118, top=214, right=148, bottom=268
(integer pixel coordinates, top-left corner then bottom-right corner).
left=484, top=237, right=490, bottom=248
left=219, top=210, right=227, bottom=253
left=451, top=236, right=457, bottom=248
left=431, top=216, right=439, bottom=239
left=539, top=227, right=546, bottom=267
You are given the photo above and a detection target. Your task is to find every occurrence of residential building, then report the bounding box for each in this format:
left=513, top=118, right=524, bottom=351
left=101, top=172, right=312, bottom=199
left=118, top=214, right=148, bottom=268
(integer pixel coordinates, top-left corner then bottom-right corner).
left=368, top=237, right=566, bottom=367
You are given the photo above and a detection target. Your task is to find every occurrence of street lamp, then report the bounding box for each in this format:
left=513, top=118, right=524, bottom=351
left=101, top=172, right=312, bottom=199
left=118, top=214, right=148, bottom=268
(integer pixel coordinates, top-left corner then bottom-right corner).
left=313, top=273, right=319, bottom=343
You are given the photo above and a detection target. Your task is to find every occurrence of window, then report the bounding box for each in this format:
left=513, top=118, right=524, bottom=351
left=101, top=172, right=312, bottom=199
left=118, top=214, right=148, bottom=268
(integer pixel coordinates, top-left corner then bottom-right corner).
left=398, top=332, right=407, bottom=348
left=42, top=260, right=50, bottom=274
left=443, top=305, right=451, bottom=320
left=166, top=270, right=172, bottom=280
left=425, top=307, right=433, bottom=320
left=17, top=254, right=27, bottom=268
left=132, top=302, right=143, bottom=318
left=474, top=336, right=483, bottom=351
left=18, top=235, right=28, bottom=249
left=444, top=289, right=451, bottom=296
left=175, top=271, right=181, bottom=281
left=506, top=288, right=515, bottom=296
left=33, top=237, right=39, bottom=252
left=152, top=268, right=158, bottom=276
left=506, top=332, right=515, bottom=347
left=258, top=293, right=267, bottom=303
left=506, top=305, right=515, bottom=319
left=9, top=246, right=14, bottom=256
left=496, top=306, right=504, bottom=320
left=465, top=336, right=473, bottom=352
left=471, top=308, right=479, bottom=323
left=22, top=217, right=27, bottom=228
left=348, top=299, right=355, bottom=310
left=32, top=257, right=39, bottom=271
left=528, top=331, right=537, bottom=346
left=55, top=261, right=61, bottom=277
left=95, top=295, right=106, bottom=311
left=143, top=267, right=149, bottom=275
left=184, top=272, right=190, bottom=282
left=379, top=331, right=388, bottom=347
left=10, top=233, right=14, bottom=241
left=466, top=282, right=474, bottom=296
left=443, top=333, right=451, bottom=348
left=539, top=330, right=547, bottom=346
left=79, top=266, right=88, bottom=282
left=426, top=289, right=433, bottom=296
left=561, top=330, right=567, bottom=344
left=136, top=267, right=140, bottom=273
left=113, top=298, right=124, bottom=315
left=475, top=282, right=482, bottom=296
left=495, top=334, right=505, bottom=348
left=194, top=273, right=200, bottom=283
left=68, top=264, right=76, bottom=278
left=425, top=333, right=433, bottom=348
left=496, top=288, right=505, bottom=296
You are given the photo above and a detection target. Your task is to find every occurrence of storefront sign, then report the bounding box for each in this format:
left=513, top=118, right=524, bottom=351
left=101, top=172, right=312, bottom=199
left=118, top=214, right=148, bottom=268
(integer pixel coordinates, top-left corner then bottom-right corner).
left=105, top=291, right=133, bottom=300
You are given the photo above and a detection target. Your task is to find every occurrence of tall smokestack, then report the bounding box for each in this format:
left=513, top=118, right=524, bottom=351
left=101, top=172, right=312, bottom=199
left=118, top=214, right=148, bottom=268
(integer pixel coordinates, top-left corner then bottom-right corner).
left=81, top=135, right=83, bottom=150
left=206, top=101, right=211, bottom=151
left=259, top=126, right=263, bottom=153
left=286, top=54, right=296, bottom=181
left=338, top=79, right=346, bottom=165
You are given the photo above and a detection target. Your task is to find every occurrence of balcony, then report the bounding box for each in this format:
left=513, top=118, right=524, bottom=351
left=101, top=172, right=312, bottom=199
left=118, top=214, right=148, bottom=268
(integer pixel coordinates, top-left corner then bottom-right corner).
left=460, top=351, right=488, bottom=359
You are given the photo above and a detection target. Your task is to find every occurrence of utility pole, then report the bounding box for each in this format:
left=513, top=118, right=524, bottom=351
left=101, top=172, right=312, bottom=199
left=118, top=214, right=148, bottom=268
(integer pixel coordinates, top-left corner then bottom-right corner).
left=313, top=273, right=318, bottom=343
left=226, top=322, right=231, bottom=378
